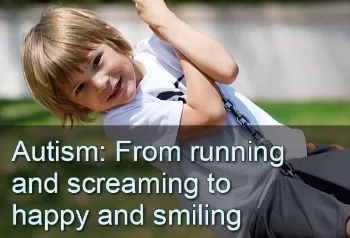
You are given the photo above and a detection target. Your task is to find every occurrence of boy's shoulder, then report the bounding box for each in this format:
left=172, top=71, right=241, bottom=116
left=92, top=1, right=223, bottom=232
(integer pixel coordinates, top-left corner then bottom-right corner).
left=132, top=34, right=187, bottom=101
left=135, top=34, right=172, bottom=58
left=134, top=34, right=183, bottom=75
left=101, top=90, right=183, bottom=151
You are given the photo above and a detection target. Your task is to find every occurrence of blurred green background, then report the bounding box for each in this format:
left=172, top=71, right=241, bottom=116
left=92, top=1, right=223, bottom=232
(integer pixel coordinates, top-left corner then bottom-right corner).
left=1, top=99, right=350, bottom=126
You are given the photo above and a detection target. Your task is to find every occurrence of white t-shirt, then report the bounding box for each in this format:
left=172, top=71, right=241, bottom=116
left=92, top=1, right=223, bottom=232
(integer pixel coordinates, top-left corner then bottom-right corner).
left=102, top=34, right=307, bottom=237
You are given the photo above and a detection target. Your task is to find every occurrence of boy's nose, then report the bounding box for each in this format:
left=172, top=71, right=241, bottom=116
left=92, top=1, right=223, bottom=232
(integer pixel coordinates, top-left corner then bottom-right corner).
left=92, top=75, right=109, bottom=93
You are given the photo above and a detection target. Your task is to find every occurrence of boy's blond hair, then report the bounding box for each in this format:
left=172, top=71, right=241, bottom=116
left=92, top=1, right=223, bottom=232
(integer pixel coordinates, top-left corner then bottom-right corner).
left=21, top=6, right=134, bottom=128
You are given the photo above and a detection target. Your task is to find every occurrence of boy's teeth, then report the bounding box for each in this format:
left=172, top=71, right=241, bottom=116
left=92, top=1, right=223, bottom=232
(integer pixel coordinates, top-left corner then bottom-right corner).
left=111, top=81, right=121, bottom=97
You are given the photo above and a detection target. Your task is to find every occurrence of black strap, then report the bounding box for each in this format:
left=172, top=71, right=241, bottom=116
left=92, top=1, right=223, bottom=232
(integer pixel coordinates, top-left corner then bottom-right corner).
left=218, top=88, right=300, bottom=180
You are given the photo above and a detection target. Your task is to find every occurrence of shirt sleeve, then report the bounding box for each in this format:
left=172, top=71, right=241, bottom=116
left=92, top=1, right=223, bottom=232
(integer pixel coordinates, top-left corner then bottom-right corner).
left=102, top=93, right=184, bottom=148
left=135, top=34, right=184, bottom=76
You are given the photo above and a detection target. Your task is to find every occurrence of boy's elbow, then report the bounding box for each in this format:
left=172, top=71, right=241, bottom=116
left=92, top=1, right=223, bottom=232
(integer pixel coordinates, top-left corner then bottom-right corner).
left=222, top=61, right=239, bottom=84
left=205, top=106, right=226, bottom=126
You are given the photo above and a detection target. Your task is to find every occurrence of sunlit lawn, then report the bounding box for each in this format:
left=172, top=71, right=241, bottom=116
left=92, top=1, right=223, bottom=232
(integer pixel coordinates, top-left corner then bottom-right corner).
left=0, top=99, right=349, bottom=238
left=1, top=99, right=350, bottom=125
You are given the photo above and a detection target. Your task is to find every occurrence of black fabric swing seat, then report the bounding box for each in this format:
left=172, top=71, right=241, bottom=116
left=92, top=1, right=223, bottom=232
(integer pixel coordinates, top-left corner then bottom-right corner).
left=250, top=144, right=350, bottom=238
left=291, top=143, right=350, bottom=204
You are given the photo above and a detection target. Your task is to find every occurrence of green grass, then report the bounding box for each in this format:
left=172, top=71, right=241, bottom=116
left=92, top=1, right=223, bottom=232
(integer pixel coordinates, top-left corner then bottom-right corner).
left=0, top=99, right=350, bottom=238
left=256, top=101, right=350, bottom=125
left=1, top=99, right=350, bottom=125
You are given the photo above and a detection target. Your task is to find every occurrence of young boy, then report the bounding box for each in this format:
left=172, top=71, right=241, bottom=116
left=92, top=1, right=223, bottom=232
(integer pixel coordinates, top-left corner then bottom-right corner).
left=21, top=2, right=350, bottom=238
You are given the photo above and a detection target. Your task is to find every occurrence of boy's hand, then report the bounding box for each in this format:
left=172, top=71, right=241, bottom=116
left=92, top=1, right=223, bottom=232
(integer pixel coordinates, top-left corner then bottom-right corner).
left=132, top=0, right=175, bottom=27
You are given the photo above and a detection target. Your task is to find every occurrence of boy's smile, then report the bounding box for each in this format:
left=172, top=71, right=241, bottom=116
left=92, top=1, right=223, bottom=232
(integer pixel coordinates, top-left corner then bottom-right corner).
left=67, top=43, right=145, bottom=112
left=108, top=79, right=123, bottom=100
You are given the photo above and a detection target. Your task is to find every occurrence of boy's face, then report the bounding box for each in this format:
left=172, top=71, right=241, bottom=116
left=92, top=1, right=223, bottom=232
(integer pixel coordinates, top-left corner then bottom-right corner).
left=67, top=43, right=143, bottom=112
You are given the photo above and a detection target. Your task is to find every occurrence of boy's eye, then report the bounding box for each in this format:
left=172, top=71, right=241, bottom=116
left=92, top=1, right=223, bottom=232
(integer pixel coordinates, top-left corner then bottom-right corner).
left=93, top=54, right=102, bottom=69
left=76, top=83, right=85, bottom=94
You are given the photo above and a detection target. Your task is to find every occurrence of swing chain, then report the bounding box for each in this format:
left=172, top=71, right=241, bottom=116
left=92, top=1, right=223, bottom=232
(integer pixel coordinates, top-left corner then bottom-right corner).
left=219, top=88, right=299, bottom=179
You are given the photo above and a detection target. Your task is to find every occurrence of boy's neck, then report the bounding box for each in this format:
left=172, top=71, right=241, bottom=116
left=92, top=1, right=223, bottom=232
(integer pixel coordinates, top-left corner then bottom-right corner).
left=132, top=59, right=146, bottom=87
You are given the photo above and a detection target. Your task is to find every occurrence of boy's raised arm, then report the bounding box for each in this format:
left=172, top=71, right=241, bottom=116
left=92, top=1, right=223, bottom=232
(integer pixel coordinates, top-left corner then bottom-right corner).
left=133, top=0, right=239, bottom=85
left=174, top=49, right=227, bottom=140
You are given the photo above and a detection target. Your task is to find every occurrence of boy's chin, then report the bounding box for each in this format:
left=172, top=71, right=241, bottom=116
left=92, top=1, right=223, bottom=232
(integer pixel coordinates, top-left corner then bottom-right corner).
left=106, top=88, right=136, bottom=110
left=120, top=89, right=137, bottom=106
